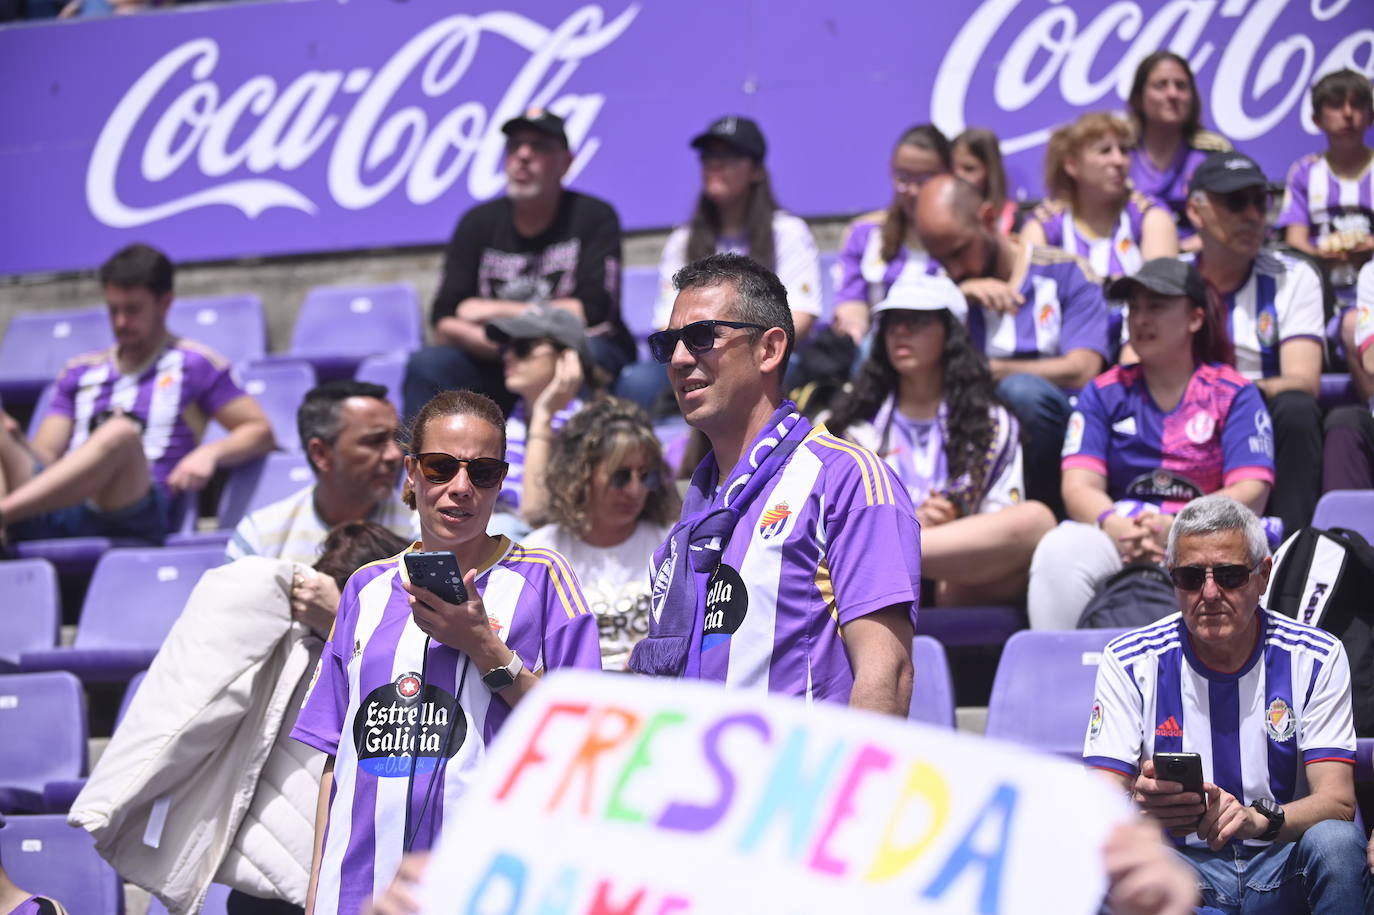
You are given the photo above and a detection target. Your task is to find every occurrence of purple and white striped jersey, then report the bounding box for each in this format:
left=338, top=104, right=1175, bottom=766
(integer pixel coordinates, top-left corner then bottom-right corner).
left=649, top=426, right=921, bottom=703
left=291, top=539, right=601, bottom=915
left=1085, top=610, right=1356, bottom=848
left=836, top=212, right=943, bottom=308
left=1129, top=132, right=1230, bottom=240
left=1032, top=192, right=1163, bottom=280
left=499, top=397, right=583, bottom=513
left=46, top=339, right=245, bottom=489
left=1185, top=251, right=1325, bottom=380
left=965, top=247, right=1110, bottom=368
left=1277, top=153, right=1374, bottom=248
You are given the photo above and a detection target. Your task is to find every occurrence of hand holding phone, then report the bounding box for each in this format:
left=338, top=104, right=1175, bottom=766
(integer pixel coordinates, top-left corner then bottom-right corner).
left=404, top=551, right=469, bottom=606
left=1144, top=752, right=1207, bottom=834
left=1152, top=752, right=1204, bottom=797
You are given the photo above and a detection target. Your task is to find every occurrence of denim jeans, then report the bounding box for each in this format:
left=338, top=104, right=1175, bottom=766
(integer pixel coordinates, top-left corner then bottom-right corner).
left=1176, top=819, right=1371, bottom=913
left=995, top=372, right=1073, bottom=519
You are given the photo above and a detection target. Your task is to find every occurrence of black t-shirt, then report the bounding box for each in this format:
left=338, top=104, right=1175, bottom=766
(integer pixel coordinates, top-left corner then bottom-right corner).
left=431, top=190, right=631, bottom=355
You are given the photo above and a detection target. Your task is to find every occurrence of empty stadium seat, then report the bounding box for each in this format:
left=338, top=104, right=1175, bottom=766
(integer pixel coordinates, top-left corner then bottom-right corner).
left=147, top=882, right=231, bottom=915
left=1311, top=489, right=1374, bottom=541
left=0, top=306, right=112, bottom=405
left=621, top=265, right=662, bottom=358
left=817, top=250, right=841, bottom=326
left=1317, top=373, right=1356, bottom=410
left=918, top=605, right=1026, bottom=648
left=214, top=451, right=314, bottom=532
left=0, top=559, right=60, bottom=672
left=18, top=545, right=224, bottom=684
left=909, top=635, right=955, bottom=728
left=355, top=350, right=408, bottom=408
left=168, top=294, right=267, bottom=367
left=286, top=283, right=422, bottom=378
left=0, top=672, right=86, bottom=814
left=984, top=628, right=1129, bottom=759
left=0, top=814, right=125, bottom=914
left=203, top=359, right=316, bottom=453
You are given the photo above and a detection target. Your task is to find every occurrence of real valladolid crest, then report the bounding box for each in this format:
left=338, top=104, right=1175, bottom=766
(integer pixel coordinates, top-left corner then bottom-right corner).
left=86, top=0, right=1370, bottom=230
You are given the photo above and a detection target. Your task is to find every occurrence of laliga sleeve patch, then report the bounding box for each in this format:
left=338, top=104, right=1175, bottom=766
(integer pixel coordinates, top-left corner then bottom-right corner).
left=1062, top=411, right=1086, bottom=457
left=702, top=564, right=748, bottom=653
left=352, top=672, right=466, bottom=776
left=1089, top=700, right=1104, bottom=738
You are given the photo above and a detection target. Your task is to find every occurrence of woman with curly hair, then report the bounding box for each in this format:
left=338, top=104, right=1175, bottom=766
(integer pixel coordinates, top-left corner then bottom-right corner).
left=524, top=398, right=681, bottom=669
left=825, top=275, right=1055, bottom=606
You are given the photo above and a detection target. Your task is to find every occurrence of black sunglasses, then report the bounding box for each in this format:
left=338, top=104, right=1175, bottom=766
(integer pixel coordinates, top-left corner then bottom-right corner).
left=411, top=452, right=509, bottom=489
left=647, top=320, right=766, bottom=364
left=608, top=467, right=661, bottom=490
left=1169, top=563, right=1258, bottom=591
left=501, top=338, right=554, bottom=360
left=1214, top=188, right=1270, bottom=215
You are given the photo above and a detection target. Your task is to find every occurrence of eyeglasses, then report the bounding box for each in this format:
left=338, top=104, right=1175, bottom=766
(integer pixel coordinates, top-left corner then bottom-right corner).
left=608, top=467, right=662, bottom=490
left=501, top=338, right=554, bottom=360
left=700, top=149, right=750, bottom=166
left=1168, top=563, right=1259, bottom=591
left=1213, top=188, right=1270, bottom=215
left=411, top=453, right=509, bottom=489
left=647, top=320, right=766, bottom=364
left=891, top=170, right=941, bottom=191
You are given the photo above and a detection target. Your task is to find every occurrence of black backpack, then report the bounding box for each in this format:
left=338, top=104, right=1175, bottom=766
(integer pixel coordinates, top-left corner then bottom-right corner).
left=1265, top=527, right=1374, bottom=736
left=1077, top=561, right=1179, bottom=630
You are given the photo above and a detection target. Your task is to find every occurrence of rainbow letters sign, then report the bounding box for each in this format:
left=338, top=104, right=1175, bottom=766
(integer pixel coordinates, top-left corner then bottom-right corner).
left=417, top=671, right=1129, bottom=915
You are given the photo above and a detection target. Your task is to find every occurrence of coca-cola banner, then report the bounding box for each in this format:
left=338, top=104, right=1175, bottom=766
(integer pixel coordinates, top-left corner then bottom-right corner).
left=1, top=0, right=1369, bottom=276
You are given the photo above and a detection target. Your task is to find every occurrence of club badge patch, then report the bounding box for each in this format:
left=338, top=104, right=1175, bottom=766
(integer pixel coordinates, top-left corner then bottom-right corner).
left=1266, top=697, right=1295, bottom=742
left=757, top=501, right=792, bottom=540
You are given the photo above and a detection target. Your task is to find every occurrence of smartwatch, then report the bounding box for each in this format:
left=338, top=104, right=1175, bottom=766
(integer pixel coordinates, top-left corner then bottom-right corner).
left=1250, top=797, right=1284, bottom=841
left=481, top=650, right=523, bottom=692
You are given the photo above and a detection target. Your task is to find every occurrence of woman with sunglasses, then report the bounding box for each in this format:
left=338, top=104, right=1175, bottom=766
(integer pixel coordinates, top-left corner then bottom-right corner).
left=1126, top=51, right=1232, bottom=251
left=524, top=398, right=682, bottom=670
left=823, top=275, right=1055, bottom=606
left=293, top=390, right=601, bottom=915
left=831, top=124, right=951, bottom=344
left=483, top=305, right=601, bottom=531
left=1022, top=112, right=1178, bottom=283
left=1026, top=258, right=1274, bottom=630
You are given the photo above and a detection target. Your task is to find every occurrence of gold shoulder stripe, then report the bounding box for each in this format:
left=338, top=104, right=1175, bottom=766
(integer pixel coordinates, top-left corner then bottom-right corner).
left=812, top=433, right=892, bottom=506
left=508, top=547, right=590, bottom=619
left=1191, top=130, right=1232, bottom=153
left=1029, top=244, right=1076, bottom=265
left=175, top=338, right=231, bottom=370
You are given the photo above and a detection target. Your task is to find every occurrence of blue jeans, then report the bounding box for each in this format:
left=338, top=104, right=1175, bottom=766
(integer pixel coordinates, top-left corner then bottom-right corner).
left=995, top=372, right=1072, bottom=519
left=1177, top=820, right=1371, bottom=913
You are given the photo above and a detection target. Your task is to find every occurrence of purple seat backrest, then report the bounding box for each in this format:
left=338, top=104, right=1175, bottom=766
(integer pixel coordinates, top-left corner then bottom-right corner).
left=0, top=307, right=112, bottom=388
left=1312, top=490, right=1374, bottom=542
left=116, top=670, right=147, bottom=727
left=817, top=251, right=841, bottom=324
left=0, top=559, right=60, bottom=662
left=0, top=814, right=124, bottom=915
left=146, top=882, right=230, bottom=915
left=0, top=673, right=86, bottom=793
left=24, top=383, right=57, bottom=440
left=216, top=452, right=315, bottom=530
left=73, top=546, right=224, bottom=649
left=984, top=628, right=1130, bottom=758
left=909, top=635, right=955, bottom=728
left=621, top=266, right=661, bottom=342
left=168, top=295, right=267, bottom=367
left=354, top=351, right=407, bottom=411
left=289, top=284, right=421, bottom=361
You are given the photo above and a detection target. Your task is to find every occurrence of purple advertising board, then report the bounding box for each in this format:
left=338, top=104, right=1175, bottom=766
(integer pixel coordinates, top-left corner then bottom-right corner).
left=0, top=0, right=1370, bottom=275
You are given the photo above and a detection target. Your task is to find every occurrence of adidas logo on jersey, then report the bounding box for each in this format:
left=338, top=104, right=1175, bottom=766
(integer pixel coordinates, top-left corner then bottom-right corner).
left=1112, top=417, right=1137, bottom=436
left=1155, top=716, right=1183, bottom=738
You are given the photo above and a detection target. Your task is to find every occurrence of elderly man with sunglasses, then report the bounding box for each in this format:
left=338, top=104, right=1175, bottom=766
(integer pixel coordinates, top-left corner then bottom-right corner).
left=628, top=253, right=921, bottom=716
left=1185, top=152, right=1326, bottom=538
left=1084, top=493, right=1370, bottom=912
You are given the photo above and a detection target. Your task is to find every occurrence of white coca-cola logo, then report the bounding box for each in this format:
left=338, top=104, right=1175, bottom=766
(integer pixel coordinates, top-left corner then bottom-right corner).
left=932, top=0, right=1374, bottom=156
left=86, top=4, right=639, bottom=228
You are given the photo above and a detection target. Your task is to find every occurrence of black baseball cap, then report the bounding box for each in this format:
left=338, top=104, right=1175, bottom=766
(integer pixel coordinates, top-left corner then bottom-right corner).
left=501, top=108, right=569, bottom=148
left=690, top=115, right=767, bottom=161
left=1188, top=151, right=1268, bottom=195
left=1106, top=258, right=1207, bottom=308
left=485, top=305, right=589, bottom=360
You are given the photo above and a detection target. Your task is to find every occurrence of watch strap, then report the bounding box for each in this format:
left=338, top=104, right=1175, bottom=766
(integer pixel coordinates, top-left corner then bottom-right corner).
left=481, top=650, right=523, bottom=691
left=1250, top=798, right=1284, bottom=841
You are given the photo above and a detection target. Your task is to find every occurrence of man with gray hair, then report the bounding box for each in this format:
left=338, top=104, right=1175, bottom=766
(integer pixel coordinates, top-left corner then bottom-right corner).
left=1084, top=493, right=1369, bottom=911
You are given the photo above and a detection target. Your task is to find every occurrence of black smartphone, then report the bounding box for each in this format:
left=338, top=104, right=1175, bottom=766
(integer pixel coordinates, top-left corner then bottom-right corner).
left=404, top=551, right=468, bottom=605
left=1152, top=751, right=1204, bottom=797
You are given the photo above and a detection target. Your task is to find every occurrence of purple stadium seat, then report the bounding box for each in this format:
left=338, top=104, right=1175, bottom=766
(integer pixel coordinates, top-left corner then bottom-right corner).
left=203, top=359, right=315, bottom=453
left=917, top=605, right=1026, bottom=648
left=147, top=882, right=231, bottom=915
left=984, top=628, right=1129, bottom=759
left=355, top=350, right=408, bottom=408
left=1311, top=489, right=1374, bottom=541
left=817, top=250, right=841, bottom=326
left=1357, top=738, right=1373, bottom=783
left=0, top=814, right=124, bottom=914
left=0, top=307, right=112, bottom=405
left=214, top=451, right=314, bottom=532
left=41, top=670, right=149, bottom=814
left=622, top=265, right=661, bottom=359
left=11, top=490, right=198, bottom=576
left=0, top=559, right=60, bottom=671
left=909, top=635, right=955, bottom=728
left=23, top=383, right=56, bottom=440
left=18, top=545, right=224, bottom=684
left=1317, top=373, right=1356, bottom=410
left=286, top=283, right=422, bottom=378
left=0, top=673, right=86, bottom=814
left=168, top=294, right=267, bottom=367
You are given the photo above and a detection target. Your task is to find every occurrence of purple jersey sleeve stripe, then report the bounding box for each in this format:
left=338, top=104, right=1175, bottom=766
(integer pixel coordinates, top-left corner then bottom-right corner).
left=1222, top=465, right=1275, bottom=486
left=1085, top=756, right=1137, bottom=777
left=1276, top=333, right=1324, bottom=344
left=1302, top=749, right=1357, bottom=764
left=291, top=727, right=341, bottom=756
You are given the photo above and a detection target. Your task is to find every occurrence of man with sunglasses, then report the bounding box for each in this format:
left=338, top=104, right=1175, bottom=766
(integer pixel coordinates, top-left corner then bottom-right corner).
left=1186, top=152, right=1326, bottom=537
left=1085, top=494, right=1370, bottom=911
left=401, top=107, right=633, bottom=419
left=628, top=253, right=921, bottom=716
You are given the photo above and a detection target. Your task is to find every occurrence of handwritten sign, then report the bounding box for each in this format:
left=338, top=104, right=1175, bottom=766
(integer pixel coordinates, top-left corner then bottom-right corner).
left=417, top=671, right=1128, bottom=915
